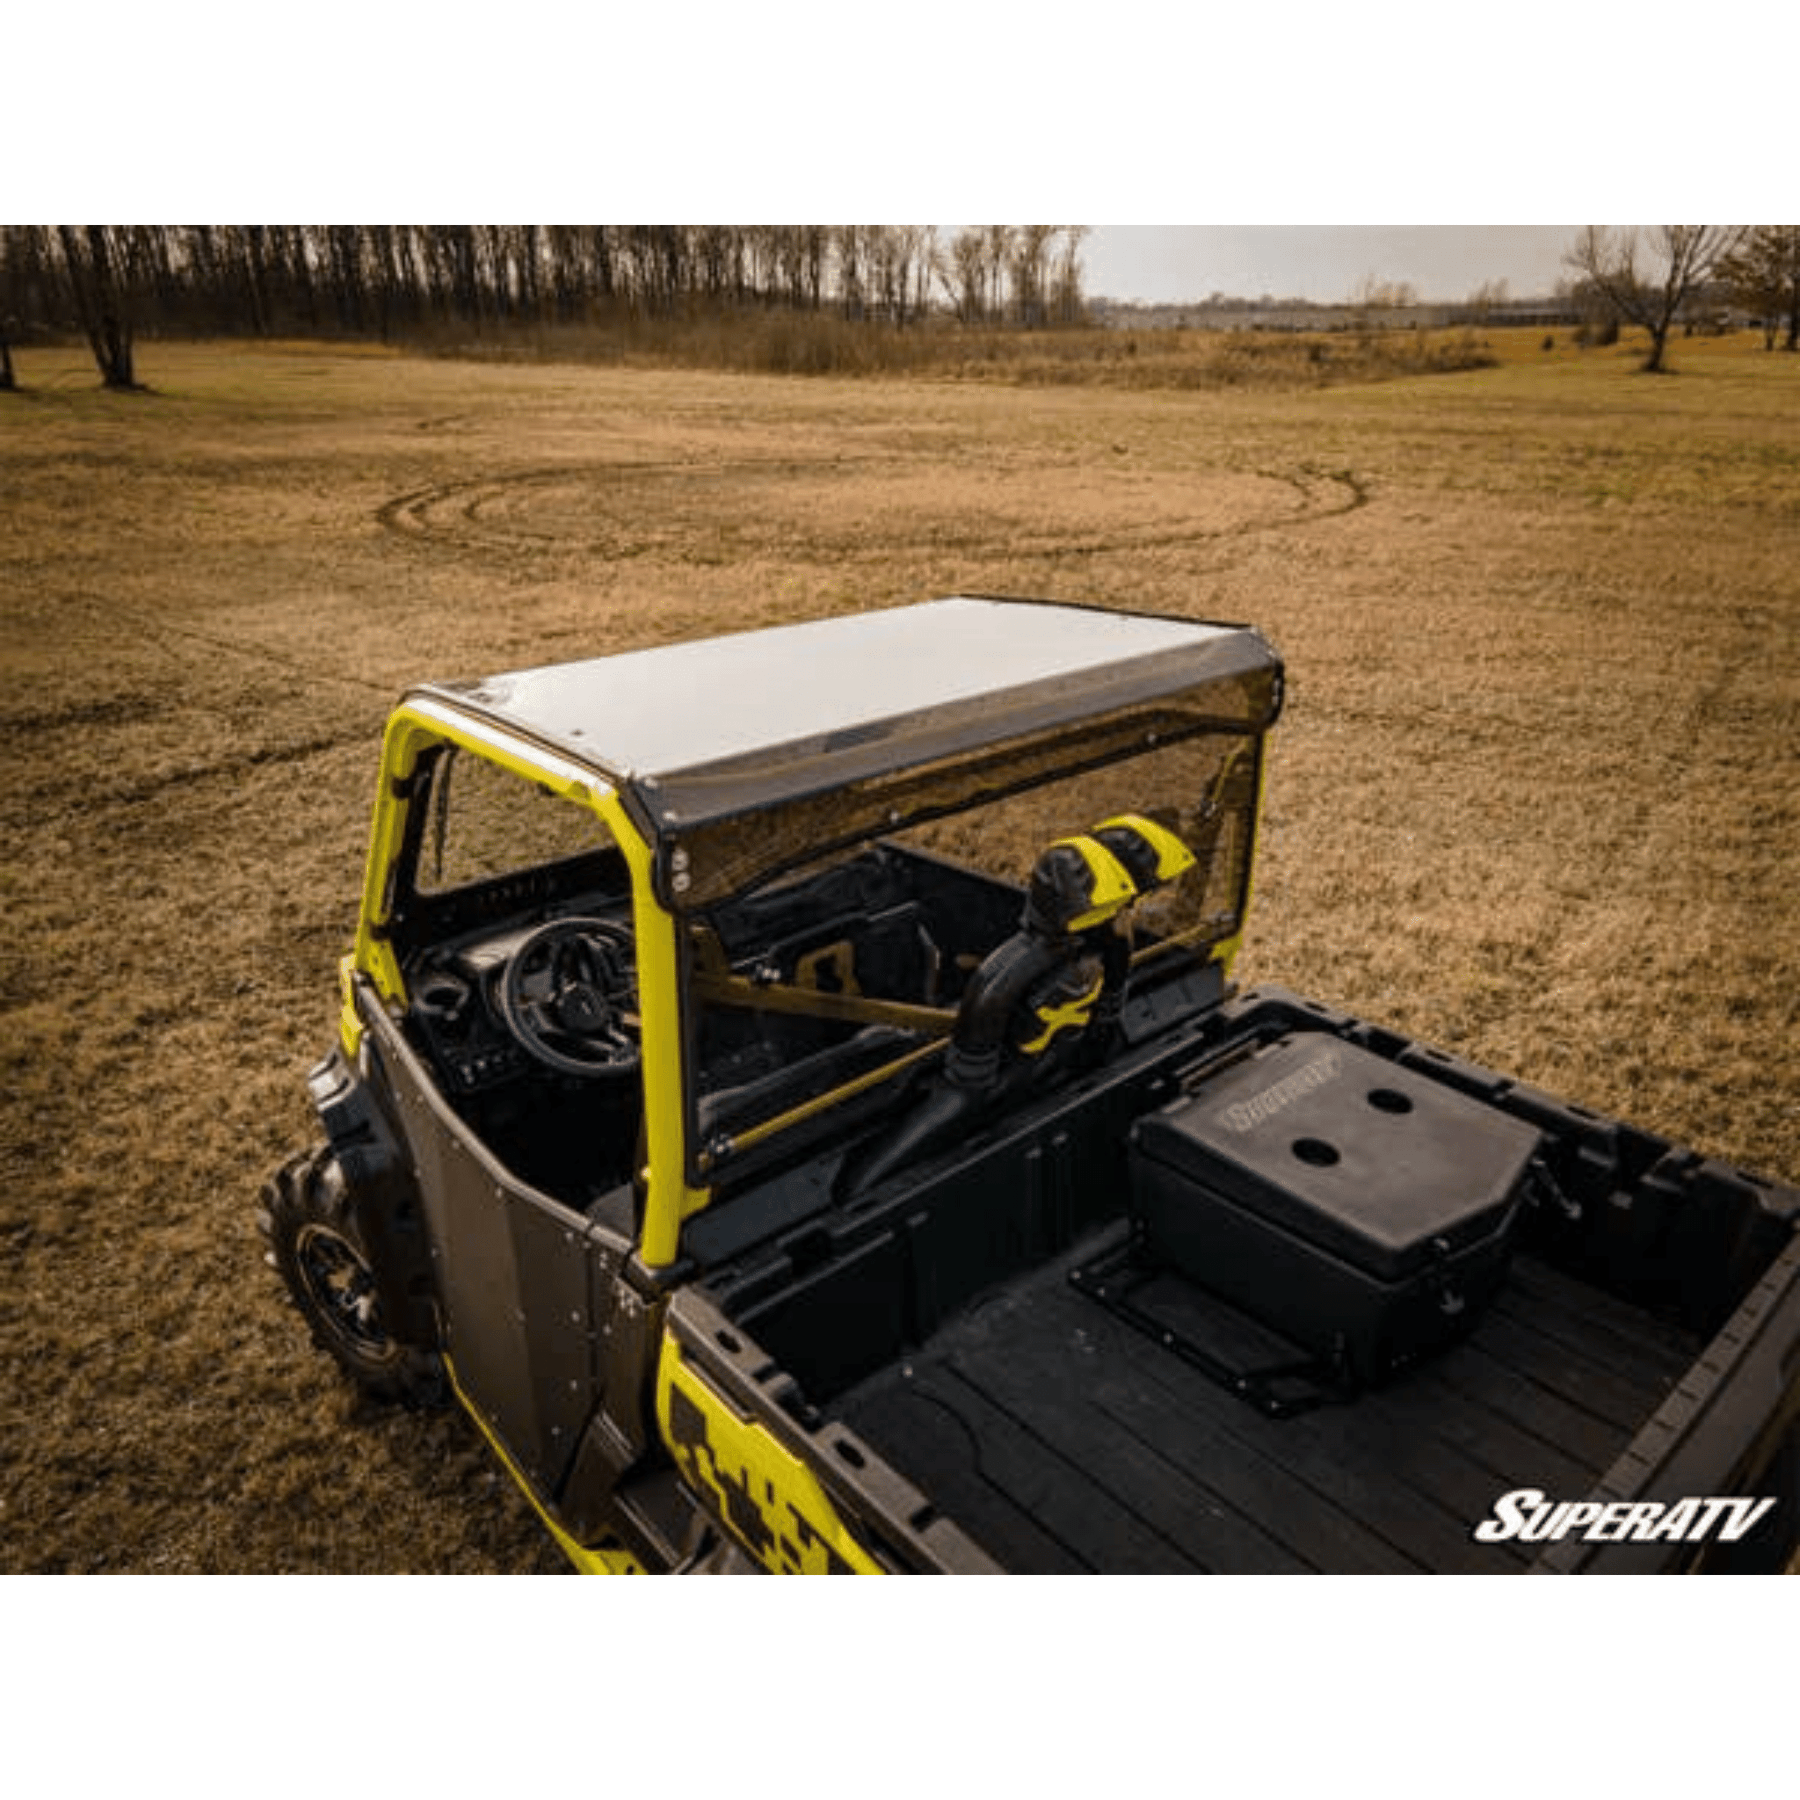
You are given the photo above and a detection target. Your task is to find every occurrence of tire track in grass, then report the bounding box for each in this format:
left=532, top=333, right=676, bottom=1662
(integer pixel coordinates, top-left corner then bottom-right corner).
left=81, top=595, right=396, bottom=699
left=0, top=596, right=388, bottom=830
left=373, top=459, right=1373, bottom=568
left=1013, top=464, right=1371, bottom=562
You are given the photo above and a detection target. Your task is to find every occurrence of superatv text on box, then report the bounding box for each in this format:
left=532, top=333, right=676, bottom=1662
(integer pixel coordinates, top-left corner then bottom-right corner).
left=262, top=597, right=1800, bottom=1572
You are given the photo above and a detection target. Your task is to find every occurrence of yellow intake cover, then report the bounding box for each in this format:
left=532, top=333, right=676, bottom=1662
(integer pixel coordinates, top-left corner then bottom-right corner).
left=1094, top=813, right=1197, bottom=887
left=1043, top=835, right=1139, bottom=930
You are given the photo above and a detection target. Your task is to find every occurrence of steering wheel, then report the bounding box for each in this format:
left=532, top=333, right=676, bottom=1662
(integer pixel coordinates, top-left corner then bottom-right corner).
left=496, top=917, right=640, bottom=1078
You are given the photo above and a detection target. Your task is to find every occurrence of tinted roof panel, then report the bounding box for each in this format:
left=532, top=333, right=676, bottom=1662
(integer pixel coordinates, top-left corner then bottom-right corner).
left=418, top=596, right=1262, bottom=785
left=412, top=597, right=1282, bottom=900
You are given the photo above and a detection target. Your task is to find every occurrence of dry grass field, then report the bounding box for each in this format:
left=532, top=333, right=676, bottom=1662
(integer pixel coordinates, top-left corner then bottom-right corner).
left=3, top=332, right=1796, bottom=1573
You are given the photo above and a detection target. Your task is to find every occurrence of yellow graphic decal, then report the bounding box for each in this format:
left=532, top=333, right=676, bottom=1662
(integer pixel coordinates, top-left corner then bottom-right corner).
left=1018, top=969, right=1105, bottom=1055
left=657, top=1336, right=882, bottom=1574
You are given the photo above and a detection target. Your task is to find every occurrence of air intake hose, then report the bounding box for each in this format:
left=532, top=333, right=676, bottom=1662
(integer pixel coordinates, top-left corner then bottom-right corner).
left=837, top=833, right=1146, bottom=1201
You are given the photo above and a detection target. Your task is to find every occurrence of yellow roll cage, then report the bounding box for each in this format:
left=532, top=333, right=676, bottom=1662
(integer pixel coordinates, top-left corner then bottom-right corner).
left=342, top=699, right=707, bottom=1267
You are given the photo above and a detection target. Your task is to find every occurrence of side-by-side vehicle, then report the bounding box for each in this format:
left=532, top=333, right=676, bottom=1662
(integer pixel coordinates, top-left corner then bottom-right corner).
left=262, top=597, right=1800, bottom=1571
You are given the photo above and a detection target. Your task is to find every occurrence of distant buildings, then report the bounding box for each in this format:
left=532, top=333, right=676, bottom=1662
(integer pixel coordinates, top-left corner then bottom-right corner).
left=1088, top=295, right=1584, bottom=331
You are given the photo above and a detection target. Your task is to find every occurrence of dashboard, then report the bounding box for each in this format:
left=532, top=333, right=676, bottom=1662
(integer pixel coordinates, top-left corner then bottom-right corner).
left=405, top=901, right=635, bottom=1095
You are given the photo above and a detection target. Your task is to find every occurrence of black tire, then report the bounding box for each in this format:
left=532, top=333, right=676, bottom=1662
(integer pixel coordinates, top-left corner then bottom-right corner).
left=258, top=1144, right=447, bottom=1408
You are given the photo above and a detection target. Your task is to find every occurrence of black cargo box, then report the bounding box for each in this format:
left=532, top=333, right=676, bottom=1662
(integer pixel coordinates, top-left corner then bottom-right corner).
left=1129, top=1033, right=1542, bottom=1383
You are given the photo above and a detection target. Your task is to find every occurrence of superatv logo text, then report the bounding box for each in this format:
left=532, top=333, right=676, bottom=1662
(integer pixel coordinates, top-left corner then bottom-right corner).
left=1473, top=1487, right=1776, bottom=1545
left=1219, top=1047, right=1342, bottom=1135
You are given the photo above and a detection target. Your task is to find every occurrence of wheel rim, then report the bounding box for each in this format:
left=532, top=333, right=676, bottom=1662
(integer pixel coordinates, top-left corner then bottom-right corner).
left=294, top=1222, right=398, bottom=1364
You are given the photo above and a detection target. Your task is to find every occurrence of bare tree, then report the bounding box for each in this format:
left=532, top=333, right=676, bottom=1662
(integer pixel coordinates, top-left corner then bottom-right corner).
left=1008, top=226, right=1057, bottom=325
left=864, top=226, right=905, bottom=323
left=942, top=228, right=989, bottom=323
left=833, top=225, right=866, bottom=320
left=982, top=226, right=1014, bottom=321
left=911, top=226, right=938, bottom=322
left=55, top=226, right=150, bottom=388
left=1349, top=274, right=1418, bottom=314
left=1463, top=278, right=1509, bottom=323
left=1564, top=225, right=1745, bottom=372
left=1717, top=226, right=1800, bottom=351
left=1052, top=226, right=1089, bottom=324
left=0, top=224, right=49, bottom=389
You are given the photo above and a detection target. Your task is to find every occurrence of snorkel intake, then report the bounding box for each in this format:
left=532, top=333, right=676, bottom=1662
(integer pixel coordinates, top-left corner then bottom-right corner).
left=840, top=816, right=1195, bottom=1198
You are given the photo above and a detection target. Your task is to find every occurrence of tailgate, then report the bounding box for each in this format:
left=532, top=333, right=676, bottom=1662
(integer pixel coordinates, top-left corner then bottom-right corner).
left=1527, top=1222, right=1800, bottom=1572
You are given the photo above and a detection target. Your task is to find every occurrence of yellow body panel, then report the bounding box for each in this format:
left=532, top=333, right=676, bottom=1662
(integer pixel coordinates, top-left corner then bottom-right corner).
left=336, top=953, right=365, bottom=1060
left=656, top=1335, right=883, bottom=1574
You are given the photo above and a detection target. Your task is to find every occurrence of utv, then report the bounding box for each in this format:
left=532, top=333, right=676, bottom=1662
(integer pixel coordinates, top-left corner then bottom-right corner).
left=262, top=596, right=1800, bottom=1572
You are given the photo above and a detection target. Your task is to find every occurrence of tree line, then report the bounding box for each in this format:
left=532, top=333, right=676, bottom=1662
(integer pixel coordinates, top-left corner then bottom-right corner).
left=0, top=225, right=1092, bottom=390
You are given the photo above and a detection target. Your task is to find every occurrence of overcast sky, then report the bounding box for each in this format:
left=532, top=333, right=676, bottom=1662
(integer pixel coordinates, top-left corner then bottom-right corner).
left=1081, top=227, right=1578, bottom=306
left=10, top=18, right=1777, bottom=278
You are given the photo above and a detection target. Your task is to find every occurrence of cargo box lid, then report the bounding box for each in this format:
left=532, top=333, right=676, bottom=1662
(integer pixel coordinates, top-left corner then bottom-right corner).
left=1133, top=1034, right=1542, bottom=1280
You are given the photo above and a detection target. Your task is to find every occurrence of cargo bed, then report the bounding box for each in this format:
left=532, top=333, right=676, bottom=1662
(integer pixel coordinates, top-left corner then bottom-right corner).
left=682, top=991, right=1800, bottom=1574
left=835, top=1230, right=1702, bottom=1572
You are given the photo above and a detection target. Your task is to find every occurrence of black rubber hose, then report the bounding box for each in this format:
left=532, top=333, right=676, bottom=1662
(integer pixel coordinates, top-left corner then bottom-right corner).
left=837, top=928, right=1069, bottom=1199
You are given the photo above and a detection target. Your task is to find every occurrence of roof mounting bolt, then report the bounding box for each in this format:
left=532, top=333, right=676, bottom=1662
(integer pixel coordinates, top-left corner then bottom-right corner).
left=671, top=847, right=690, bottom=872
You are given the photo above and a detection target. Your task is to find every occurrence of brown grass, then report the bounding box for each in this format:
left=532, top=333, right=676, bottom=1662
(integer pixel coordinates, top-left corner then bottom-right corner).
left=3, top=332, right=1796, bottom=1572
